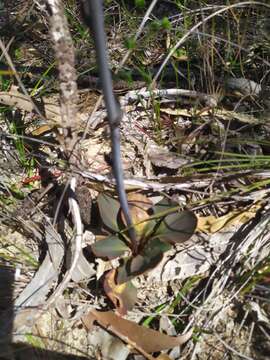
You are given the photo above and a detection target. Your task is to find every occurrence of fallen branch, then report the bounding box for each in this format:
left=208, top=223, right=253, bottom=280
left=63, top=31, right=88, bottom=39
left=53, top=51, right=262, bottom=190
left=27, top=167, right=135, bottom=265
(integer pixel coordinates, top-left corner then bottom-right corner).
left=121, top=88, right=219, bottom=107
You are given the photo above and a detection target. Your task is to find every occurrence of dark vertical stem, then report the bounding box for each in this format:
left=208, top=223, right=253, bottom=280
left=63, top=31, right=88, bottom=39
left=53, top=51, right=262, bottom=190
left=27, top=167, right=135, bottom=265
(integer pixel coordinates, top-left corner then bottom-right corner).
left=81, top=0, right=137, bottom=253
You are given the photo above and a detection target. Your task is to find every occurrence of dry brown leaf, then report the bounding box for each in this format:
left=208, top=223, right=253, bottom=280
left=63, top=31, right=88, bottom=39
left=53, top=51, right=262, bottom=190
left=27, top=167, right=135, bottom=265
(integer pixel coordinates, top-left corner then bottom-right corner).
left=127, top=192, right=153, bottom=211
left=0, top=87, right=87, bottom=128
left=160, top=107, right=264, bottom=124
left=215, top=109, right=262, bottom=124
left=146, top=143, right=189, bottom=169
left=161, top=107, right=189, bottom=116
left=160, top=108, right=202, bottom=117
left=82, top=310, right=192, bottom=353
left=0, top=88, right=61, bottom=124
left=156, top=355, right=173, bottom=360
left=197, top=203, right=261, bottom=233
left=103, top=269, right=137, bottom=315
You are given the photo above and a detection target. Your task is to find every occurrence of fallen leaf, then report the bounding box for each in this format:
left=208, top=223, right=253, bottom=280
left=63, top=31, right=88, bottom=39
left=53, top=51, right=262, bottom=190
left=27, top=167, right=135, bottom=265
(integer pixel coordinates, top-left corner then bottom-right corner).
left=160, top=108, right=192, bottom=116
left=146, top=143, right=189, bottom=169
left=196, top=215, right=217, bottom=233
left=127, top=193, right=153, bottom=211
left=0, top=88, right=61, bottom=124
left=160, top=107, right=263, bottom=124
left=104, top=269, right=137, bottom=315
left=156, top=355, right=173, bottom=360
left=82, top=310, right=192, bottom=353
left=197, top=203, right=260, bottom=233
left=15, top=226, right=64, bottom=308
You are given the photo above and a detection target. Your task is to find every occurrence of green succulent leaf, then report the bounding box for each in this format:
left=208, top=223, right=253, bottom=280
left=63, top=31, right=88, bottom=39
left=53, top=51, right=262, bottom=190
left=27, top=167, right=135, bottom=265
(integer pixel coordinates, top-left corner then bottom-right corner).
left=152, top=197, right=178, bottom=217
left=97, top=193, right=120, bottom=232
left=155, top=211, right=197, bottom=244
left=140, top=218, right=157, bottom=238
left=116, top=238, right=169, bottom=284
left=91, top=235, right=130, bottom=260
left=121, top=193, right=153, bottom=238
left=146, top=237, right=172, bottom=253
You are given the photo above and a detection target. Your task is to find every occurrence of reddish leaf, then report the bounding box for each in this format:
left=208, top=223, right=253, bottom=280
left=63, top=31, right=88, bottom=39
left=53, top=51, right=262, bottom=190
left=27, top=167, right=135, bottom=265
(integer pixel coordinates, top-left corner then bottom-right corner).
left=82, top=310, right=193, bottom=353
left=104, top=269, right=137, bottom=315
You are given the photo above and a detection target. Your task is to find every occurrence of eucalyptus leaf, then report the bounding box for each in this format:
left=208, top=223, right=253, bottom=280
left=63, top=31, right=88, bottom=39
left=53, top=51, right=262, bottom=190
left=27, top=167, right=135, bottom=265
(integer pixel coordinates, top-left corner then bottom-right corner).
left=91, top=235, right=130, bottom=260
left=155, top=211, right=197, bottom=244
left=82, top=310, right=192, bottom=353
left=97, top=193, right=120, bottom=232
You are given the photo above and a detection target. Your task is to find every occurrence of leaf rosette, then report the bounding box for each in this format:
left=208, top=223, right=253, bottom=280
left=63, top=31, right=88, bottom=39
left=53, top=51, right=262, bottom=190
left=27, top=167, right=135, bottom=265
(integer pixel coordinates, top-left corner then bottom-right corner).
left=91, top=192, right=197, bottom=314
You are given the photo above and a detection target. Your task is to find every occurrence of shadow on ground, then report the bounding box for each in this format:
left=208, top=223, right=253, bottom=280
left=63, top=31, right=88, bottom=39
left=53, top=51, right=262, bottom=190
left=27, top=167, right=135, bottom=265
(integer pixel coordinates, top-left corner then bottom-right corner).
left=0, top=266, right=90, bottom=360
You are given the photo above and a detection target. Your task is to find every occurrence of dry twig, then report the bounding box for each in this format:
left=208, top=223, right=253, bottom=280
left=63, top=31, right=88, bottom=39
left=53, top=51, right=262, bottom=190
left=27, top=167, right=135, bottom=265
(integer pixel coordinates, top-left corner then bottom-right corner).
left=45, top=0, right=79, bottom=153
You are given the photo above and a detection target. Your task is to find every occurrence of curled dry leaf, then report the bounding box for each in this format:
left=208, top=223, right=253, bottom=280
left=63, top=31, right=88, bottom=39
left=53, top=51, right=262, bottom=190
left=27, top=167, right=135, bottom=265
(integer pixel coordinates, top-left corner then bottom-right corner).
left=82, top=310, right=193, bottom=353
left=197, top=204, right=260, bottom=234
left=103, top=269, right=137, bottom=315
